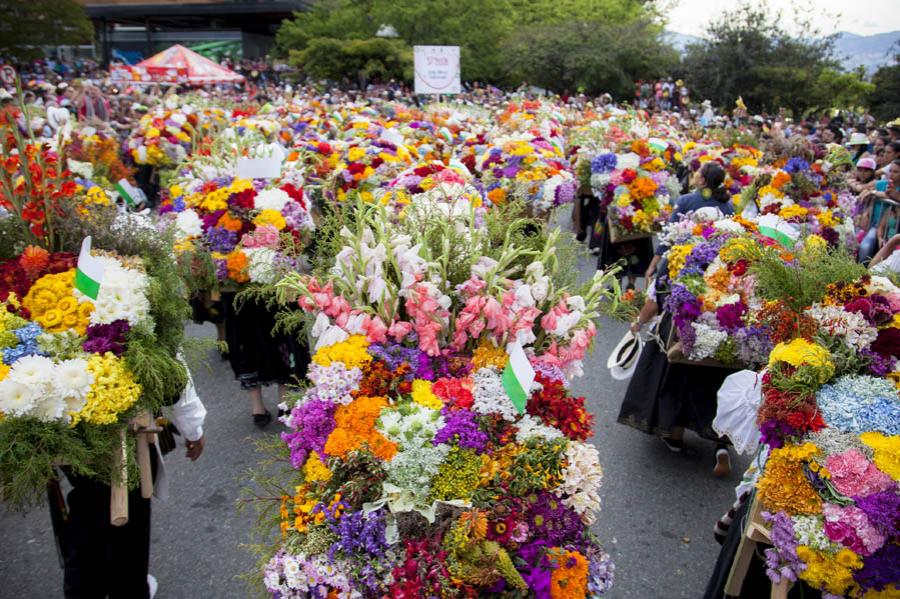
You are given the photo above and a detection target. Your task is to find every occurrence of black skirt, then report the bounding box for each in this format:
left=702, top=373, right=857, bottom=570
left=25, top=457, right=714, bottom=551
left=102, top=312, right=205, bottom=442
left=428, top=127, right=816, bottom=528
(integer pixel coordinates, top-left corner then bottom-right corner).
left=221, top=292, right=311, bottom=390
left=597, top=210, right=654, bottom=276
left=617, top=313, right=735, bottom=441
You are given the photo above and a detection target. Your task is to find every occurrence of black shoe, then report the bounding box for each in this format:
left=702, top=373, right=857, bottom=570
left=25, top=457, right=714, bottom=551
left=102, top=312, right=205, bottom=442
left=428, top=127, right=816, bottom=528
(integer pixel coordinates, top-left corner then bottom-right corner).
left=576, top=231, right=587, bottom=242
left=662, top=437, right=685, bottom=452
left=253, top=410, right=272, bottom=427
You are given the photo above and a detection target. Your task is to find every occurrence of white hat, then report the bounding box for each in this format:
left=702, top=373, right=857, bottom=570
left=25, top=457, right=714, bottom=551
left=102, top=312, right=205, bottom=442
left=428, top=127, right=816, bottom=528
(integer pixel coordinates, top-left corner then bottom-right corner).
left=847, top=132, right=869, bottom=146
left=47, top=106, right=70, bottom=131
left=607, top=330, right=643, bottom=381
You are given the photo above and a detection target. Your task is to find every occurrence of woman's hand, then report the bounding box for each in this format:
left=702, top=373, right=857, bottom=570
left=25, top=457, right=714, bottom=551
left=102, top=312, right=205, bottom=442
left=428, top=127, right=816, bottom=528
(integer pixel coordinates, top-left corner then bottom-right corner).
left=629, top=321, right=642, bottom=334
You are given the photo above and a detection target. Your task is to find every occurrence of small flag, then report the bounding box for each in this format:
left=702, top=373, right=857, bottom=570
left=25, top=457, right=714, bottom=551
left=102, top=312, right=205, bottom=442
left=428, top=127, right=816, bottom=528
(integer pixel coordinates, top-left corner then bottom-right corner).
left=502, top=342, right=535, bottom=415
left=75, top=237, right=105, bottom=300
left=757, top=214, right=799, bottom=250
left=114, top=179, right=139, bottom=206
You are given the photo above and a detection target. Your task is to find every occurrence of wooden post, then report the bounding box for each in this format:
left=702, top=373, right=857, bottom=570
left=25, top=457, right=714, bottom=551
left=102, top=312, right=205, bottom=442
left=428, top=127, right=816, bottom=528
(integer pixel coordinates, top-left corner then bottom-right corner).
left=724, top=495, right=794, bottom=598
left=110, top=427, right=129, bottom=526
left=134, top=411, right=154, bottom=499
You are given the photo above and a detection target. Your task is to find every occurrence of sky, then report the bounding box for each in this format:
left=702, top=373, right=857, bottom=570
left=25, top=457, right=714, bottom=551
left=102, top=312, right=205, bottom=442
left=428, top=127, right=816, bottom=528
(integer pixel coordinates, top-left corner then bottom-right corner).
left=665, top=0, right=900, bottom=37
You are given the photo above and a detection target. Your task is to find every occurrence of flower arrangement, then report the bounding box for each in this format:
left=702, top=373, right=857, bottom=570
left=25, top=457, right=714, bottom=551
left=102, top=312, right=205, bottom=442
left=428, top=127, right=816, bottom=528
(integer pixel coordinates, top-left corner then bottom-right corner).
left=594, top=151, right=677, bottom=241
left=748, top=248, right=900, bottom=597
left=251, top=200, right=617, bottom=597
left=477, top=136, right=577, bottom=215
left=0, top=94, right=190, bottom=508
left=160, top=176, right=313, bottom=290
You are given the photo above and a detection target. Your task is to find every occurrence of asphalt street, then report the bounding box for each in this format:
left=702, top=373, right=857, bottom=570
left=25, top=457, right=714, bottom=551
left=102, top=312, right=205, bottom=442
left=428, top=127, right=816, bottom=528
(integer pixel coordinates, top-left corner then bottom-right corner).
left=0, top=250, right=750, bottom=599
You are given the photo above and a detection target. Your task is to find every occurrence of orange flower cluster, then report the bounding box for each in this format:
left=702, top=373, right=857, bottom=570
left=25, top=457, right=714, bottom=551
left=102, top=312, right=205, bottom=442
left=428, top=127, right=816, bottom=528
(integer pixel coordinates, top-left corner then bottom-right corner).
left=355, top=361, right=412, bottom=398
left=226, top=251, right=249, bottom=283
left=547, top=548, right=589, bottom=599
left=771, top=171, right=792, bottom=190
left=627, top=177, right=658, bottom=201
left=324, top=395, right=397, bottom=461
left=757, top=443, right=822, bottom=515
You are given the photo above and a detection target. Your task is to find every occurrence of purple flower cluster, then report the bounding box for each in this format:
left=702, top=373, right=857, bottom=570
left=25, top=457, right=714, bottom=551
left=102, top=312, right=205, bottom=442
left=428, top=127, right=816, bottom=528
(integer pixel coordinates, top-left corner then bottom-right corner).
left=862, top=348, right=894, bottom=377
left=368, top=342, right=429, bottom=380
left=527, top=491, right=586, bottom=547
left=282, top=200, right=311, bottom=229
left=784, top=157, right=810, bottom=174
left=280, top=399, right=336, bottom=469
left=734, top=325, right=774, bottom=366
left=82, top=320, right=131, bottom=356
left=433, top=408, right=489, bottom=453
left=853, top=490, right=900, bottom=539
left=205, top=226, right=238, bottom=253
left=684, top=240, right=723, bottom=271
left=761, top=511, right=805, bottom=583
left=325, top=507, right=390, bottom=591
left=853, top=542, right=899, bottom=591
left=552, top=180, right=576, bottom=206
left=715, top=301, right=747, bottom=331
left=759, top=419, right=800, bottom=449
left=590, top=153, right=617, bottom=174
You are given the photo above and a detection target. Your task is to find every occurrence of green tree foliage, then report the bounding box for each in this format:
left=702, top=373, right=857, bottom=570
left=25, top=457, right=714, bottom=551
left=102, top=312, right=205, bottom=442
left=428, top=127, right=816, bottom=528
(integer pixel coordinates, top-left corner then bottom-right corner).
left=293, top=37, right=411, bottom=87
left=276, top=0, right=668, bottom=92
left=502, top=18, right=677, bottom=96
left=868, top=55, right=900, bottom=121
left=679, top=3, right=838, bottom=115
left=0, top=0, right=93, bottom=60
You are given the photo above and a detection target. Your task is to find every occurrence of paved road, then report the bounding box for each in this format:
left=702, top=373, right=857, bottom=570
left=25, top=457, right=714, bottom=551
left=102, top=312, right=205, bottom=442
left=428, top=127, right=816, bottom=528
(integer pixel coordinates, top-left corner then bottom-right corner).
left=0, top=251, right=749, bottom=599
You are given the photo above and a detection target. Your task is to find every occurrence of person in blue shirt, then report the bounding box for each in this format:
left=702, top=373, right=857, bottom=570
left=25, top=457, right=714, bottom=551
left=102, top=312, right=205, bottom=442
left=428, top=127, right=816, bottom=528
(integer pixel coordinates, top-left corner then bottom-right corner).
left=643, top=161, right=735, bottom=284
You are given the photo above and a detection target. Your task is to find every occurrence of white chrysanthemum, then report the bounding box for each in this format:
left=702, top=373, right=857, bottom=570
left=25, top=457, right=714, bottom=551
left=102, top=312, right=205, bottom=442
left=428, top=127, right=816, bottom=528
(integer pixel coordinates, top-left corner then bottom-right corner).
left=77, top=258, right=151, bottom=326
left=55, top=358, right=94, bottom=401
left=377, top=403, right=444, bottom=450
left=254, top=188, right=291, bottom=212
left=0, top=379, right=38, bottom=417
left=174, top=209, right=202, bottom=239
left=32, top=394, right=68, bottom=422
left=8, top=355, right=55, bottom=387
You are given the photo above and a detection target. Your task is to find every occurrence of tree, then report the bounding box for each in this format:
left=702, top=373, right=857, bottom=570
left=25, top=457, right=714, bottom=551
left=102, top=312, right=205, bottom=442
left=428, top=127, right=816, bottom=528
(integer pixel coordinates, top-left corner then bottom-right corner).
left=868, top=55, right=900, bottom=122
left=679, top=2, right=838, bottom=115
left=276, top=0, right=671, bottom=92
left=502, top=18, right=677, bottom=96
left=292, top=37, right=411, bottom=87
left=0, top=0, right=92, bottom=60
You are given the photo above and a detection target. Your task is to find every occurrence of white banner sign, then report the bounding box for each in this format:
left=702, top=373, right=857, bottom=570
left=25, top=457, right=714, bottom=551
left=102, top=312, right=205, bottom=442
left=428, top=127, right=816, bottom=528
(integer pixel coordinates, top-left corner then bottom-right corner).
left=413, top=46, right=461, bottom=95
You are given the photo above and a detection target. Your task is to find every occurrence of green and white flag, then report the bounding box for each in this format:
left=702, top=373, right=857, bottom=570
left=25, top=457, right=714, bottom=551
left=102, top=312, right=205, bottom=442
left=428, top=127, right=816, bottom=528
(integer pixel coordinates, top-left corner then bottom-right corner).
left=757, top=214, right=799, bottom=250
left=502, top=342, right=535, bottom=415
left=114, top=179, right=140, bottom=206
left=75, top=236, right=105, bottom=300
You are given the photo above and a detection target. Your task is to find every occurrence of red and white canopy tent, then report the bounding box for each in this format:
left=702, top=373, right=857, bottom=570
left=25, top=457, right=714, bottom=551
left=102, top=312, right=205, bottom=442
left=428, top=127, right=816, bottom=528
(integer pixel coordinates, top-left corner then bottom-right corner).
left=111, top=45, right=244, bottom=86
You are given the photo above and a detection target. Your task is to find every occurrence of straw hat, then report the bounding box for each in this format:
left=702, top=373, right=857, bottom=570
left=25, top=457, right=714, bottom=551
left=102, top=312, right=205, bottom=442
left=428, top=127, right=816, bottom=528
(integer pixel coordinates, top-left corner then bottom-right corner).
left=607, top=330, right=643, bottom=381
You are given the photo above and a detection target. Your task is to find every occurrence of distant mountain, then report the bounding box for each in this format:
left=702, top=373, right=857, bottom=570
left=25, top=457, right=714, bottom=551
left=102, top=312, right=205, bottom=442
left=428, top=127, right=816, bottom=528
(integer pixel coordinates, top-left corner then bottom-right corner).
left=663, top=31, right=701, bottom=52
left=833, top=31, right=898, bottom=72
left=663, top=30, right=898, bottom=73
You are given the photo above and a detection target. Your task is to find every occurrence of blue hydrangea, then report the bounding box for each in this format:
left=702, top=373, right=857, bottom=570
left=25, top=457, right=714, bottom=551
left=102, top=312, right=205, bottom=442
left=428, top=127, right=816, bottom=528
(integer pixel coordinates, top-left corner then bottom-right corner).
left=817, top=375, right=900, bottom=435
left=13, top=323, right=42, bottom=344
left=591, top=153, right=618, bottom=175
left=3, top=342, right=42, bottom=366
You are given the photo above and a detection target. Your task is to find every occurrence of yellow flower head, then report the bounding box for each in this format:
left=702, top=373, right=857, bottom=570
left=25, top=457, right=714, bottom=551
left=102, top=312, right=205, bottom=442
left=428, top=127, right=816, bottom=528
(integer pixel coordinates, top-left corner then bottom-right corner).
left=254, top=209, right=286, bottom=230
left=411, top=379, right=443, bottom=410
left=312, top=335, right=371, bottom=369
left=768, top=338, right=833, bottom=372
